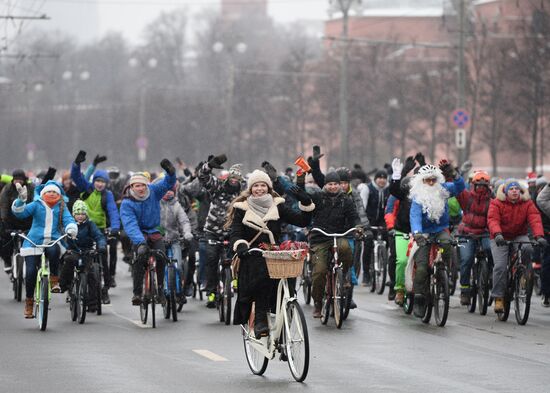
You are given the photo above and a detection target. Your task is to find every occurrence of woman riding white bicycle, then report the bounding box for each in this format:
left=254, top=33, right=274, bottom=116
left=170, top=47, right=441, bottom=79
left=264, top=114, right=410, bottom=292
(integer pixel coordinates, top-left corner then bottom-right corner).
left=226, top=169, right=315, bottom=338
left=11, top=180, right=77, bottom=318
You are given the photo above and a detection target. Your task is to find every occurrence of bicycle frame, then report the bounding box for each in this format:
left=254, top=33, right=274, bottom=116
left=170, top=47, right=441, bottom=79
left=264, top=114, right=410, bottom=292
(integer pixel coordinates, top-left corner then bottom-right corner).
left=164, top=242, right=182, bottom=296
left=243, top=277, right=295, bottom=360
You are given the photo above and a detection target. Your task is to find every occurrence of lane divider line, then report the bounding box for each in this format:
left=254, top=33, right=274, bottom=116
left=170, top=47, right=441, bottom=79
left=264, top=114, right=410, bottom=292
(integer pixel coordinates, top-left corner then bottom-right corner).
left=109, top=307, right=150, bottom=329
left=193, top=349, right=228, bottom=362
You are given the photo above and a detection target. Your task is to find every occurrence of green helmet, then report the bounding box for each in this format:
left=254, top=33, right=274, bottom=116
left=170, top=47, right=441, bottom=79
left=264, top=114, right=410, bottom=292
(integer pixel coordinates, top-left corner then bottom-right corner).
left=72, top=200, right=88, bottom=216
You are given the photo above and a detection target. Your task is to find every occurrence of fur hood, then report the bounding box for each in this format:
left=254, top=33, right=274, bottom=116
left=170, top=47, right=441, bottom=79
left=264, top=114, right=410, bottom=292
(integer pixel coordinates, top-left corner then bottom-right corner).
left=495, top=180, right=530, bottom=202
left=233, top=196, right=285, bottom=244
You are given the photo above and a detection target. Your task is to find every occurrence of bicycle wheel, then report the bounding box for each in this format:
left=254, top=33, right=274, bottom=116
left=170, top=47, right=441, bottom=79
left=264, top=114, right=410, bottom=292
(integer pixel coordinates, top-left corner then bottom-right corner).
left=403, top=292, right=414, bottom=315
left=321, top=274, right=331, bottom=325
left=284, top=300, right=309, bottom=382
left=342, top=270, right=353, bottom=320
left=468, top=262, right=478, bottom=314
left=421, top=299, right=432, bottom=324
left=140, top=269, right=149, bottom=325
left=78, top=272, right=87, bottom=324
left=497, top=290, right=511, bottom=322
left=15, top=256, right=24, bottom=302
left=242, top=307, right=269, bottom=376
left=433, top=268, right=449, bottom=327
left=514, top=264, right=533, bottom=325
left=375, top=246, right=388, bottom=295
left=448, top=247, right=459, bottom=296
left=223, top=267, right=232, bottom=326
left=170, top=267, right=178, bottom=322
left=163, top=268, right=172, bottom=320
left=369, top=249, right=376, bottom=293
left=478, top=258, right=489, bottom=315
left=150, top=267, right=157, bottom=329
left=333, top=269, right=345, bottom=329
left=96, top=267, right=102, bottom=316
left=70, top=280, right=78, bottom=322
left=38, top=276, right=49, bottom=331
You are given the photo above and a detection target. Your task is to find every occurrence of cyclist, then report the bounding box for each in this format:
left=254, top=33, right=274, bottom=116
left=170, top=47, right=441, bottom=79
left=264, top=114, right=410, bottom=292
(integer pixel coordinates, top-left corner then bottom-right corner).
left=410, top=161, right=465, bottom=317
left=0, top=169, right=35, bottom=273
left=487, top=179, right=546, bottom=313
left=535, top=182, right=550, bottom=306
left=61, top=170, right=81, bottom=212
left=159, top=179, right=194, bottom=303
left=227, top=169, right=314, bottom=338
left=59, top=200, right=107, bottom=312
left=105, top=166, right=126, bottom=288
left=387, top=155, right=418, bottom=305
left=11, top=180, right=77, bottom=318
left=456, top=170, right=493, bottom=306
left=197, top=155, right=243, bottom=309
left=71, top=150, right=120, bottom=304
left=120, top=159, right=176, bottom=305
left=360, top=169, right=390, bottom=285
left=308, top=171, right=363, bottom=318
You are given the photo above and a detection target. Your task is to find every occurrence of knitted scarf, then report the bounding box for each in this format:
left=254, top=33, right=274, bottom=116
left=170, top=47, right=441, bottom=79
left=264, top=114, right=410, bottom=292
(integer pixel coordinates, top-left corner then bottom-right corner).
left=247, top=194, right=273, bottom=219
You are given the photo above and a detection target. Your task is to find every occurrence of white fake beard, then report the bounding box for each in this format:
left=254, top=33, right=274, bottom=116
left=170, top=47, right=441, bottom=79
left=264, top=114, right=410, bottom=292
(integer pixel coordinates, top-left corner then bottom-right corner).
left=409, top=181, right=449, bottom=222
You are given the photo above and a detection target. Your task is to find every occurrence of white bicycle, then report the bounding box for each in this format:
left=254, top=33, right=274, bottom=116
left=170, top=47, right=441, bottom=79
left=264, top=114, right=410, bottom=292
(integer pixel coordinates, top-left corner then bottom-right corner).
left=241, top=248, right=310, bottom=382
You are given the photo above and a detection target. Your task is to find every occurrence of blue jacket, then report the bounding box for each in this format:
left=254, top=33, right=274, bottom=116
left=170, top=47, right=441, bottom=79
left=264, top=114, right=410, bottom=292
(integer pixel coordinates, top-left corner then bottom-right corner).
left=71, top=163, right=120, bottom=231
left=410, top=177, right=466, bottom=234
left=120, top=172, right=176, bottom=245
left=12, top=181, right=77, bottom=256
left=67, top=219, right=106, bottom=251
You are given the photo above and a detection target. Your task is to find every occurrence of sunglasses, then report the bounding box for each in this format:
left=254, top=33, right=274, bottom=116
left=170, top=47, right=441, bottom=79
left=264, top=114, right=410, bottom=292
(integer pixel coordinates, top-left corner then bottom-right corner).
left=423, top=178, right=438, bottom=184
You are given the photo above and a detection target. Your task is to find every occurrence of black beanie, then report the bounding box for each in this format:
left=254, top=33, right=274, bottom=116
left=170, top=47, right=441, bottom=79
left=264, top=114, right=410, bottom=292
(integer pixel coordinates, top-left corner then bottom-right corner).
left=12, top=169, right=27, bottom=182
left=374, top=170, right=388, bottom=180
left=336, top=167, right=351, bottom=182
left=325, top=171, right=341, bottom=184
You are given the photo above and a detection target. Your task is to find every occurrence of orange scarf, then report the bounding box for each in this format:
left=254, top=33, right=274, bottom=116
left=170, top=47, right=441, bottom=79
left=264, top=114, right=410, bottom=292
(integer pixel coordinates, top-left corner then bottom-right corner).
left=42, top=193, right=61, bottom=208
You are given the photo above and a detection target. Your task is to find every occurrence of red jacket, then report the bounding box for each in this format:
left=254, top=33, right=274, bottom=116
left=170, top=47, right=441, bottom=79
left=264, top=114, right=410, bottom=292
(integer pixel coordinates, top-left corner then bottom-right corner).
left=457, top=187, right=492, bottom=235
left=487, top=184, right=544, bottom=240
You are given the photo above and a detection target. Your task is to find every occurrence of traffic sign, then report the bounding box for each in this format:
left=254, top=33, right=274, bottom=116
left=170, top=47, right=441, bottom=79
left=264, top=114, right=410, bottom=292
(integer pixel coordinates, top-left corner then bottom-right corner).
left=452, top=109, right=470, bottom=128
left=455, top=128, right=466, bottom=149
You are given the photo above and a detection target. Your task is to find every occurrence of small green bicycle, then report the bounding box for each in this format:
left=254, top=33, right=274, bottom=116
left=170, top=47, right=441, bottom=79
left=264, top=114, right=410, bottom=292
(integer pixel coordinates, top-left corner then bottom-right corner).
left=16, top=233, right=68, bottom=331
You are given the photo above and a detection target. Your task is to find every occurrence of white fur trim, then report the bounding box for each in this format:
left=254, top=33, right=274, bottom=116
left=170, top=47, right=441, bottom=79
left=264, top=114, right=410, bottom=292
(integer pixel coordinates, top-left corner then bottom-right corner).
left=233, top=239, right=249, bottom=252
left=11, top=200, right=25, bottom=213
left=40, top=184, right=61, bottom=197
left=298, top=202, right=315, bottom=212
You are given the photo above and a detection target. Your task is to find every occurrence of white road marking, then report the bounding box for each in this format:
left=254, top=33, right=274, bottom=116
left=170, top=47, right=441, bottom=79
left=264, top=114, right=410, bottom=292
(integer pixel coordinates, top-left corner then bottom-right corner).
left=108, top=307, right=150, bottom=329
left=192, top=349, right=228, bottom=362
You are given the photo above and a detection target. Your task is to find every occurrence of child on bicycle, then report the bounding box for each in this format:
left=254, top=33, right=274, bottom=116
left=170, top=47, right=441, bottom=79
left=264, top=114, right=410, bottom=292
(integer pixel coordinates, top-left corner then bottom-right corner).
left=487, top=179, right=546, bottom=313
left=59, top=200, right=107, bottom=312
left=11, top=180, right=77, bottom=318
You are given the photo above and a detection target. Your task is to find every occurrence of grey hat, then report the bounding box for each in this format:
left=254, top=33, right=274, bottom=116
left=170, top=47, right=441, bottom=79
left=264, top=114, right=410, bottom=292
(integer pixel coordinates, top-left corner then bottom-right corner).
left=325, top=171, right=341, bottom=184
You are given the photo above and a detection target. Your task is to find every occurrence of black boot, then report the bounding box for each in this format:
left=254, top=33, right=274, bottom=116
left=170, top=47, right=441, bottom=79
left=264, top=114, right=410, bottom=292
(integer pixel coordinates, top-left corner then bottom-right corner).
left=413, top=294, right=426, bottom=318
left=254, top=319, right=269, bottom=339
left=102, top=287, right=111, bottom=304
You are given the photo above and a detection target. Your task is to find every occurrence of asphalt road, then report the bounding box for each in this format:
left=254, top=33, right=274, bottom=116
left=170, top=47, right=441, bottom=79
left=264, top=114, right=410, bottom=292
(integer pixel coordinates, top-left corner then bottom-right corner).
left=1, top=263, right=550, bottom=393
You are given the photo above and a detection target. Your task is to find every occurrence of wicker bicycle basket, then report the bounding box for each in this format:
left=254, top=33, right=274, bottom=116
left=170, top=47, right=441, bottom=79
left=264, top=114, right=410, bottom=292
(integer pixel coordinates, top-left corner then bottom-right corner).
left=262, top=249, right=306, bottom=279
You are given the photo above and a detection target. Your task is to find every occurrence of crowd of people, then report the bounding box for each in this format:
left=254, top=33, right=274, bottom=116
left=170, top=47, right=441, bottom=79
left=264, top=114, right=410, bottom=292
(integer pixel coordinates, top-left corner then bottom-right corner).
left=1, top=146, right=549, bottom=336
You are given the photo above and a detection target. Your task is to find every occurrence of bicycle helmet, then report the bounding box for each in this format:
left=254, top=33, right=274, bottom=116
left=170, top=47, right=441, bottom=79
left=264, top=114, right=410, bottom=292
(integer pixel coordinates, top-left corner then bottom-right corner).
left=472, top=171, right=490, bottom=185
left=72, top=199, right=88, bottom=216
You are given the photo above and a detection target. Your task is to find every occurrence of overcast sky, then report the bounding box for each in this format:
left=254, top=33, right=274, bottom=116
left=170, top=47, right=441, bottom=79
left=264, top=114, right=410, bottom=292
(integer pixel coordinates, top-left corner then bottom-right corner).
left=98, top=1, right=329, bottom=43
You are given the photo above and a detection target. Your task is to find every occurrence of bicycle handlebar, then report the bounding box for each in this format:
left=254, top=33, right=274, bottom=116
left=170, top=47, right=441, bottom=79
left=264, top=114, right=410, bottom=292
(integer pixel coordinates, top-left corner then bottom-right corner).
left=310, top=227, right=359, bottom=238
left=15, top=233, right=68, bottom=249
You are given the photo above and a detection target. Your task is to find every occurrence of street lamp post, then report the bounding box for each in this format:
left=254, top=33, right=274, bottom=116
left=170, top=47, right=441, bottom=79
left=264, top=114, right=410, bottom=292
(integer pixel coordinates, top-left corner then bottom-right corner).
left=388, top=97, right=399, bottom=158
left=129, top=57, right=158, bottom=164
left=213, top=41, right=247, bottom=158
left=62, top=69, right=90, bottom=156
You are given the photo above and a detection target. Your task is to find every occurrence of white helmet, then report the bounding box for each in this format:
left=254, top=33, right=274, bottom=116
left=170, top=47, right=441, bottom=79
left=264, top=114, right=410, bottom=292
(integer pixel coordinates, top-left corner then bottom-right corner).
left=416, top=164, right=444, bottom=182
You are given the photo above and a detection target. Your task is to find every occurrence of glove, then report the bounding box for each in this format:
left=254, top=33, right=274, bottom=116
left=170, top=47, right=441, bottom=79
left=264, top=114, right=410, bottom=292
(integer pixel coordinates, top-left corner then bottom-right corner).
left=354, top=226, right=364, bottom=239
left=414, top=233, right=428, bottom=247
left=439, top=159, right=456, bottom=179
left=384, top=163, right=393, bottom=175
left=536, top=237, right=548, bottom=248
left=43, top=167, right=57, bottom=183
left=494, top=233, right=506, bottom=247
left=402, top=156, right=416, bottom=177
left=289, top=187, right=312, bottom=205
left=75, top=150, right=87, bottom=164
left=183, top=168, right=192, bottom=177
left=207, top=154, right=227, bottom=170
left=160, top=158, right=176, bottom=176
left=391, top=158, right=403, bottom=180
left=460, top=160, right=473, bottom=174
left=236, top=243, right=249, bottom=258
left=137, top=243, right=150, bottom=257
left=15, top=183, right=27, bottom=202
left=414, top=152, right=426, bottom=166
left=66, top=226, right=78, bottom=239
left=184, top=232, right=194, bottom=241
left=312, top=145, right=324, bottom=161
left=261, top=161, right=278, bottom=182
left=93, top=154, right=107, bottom=167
